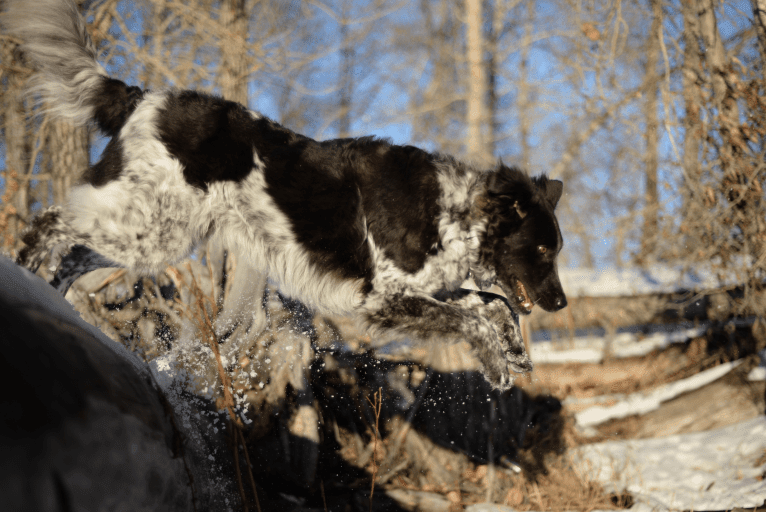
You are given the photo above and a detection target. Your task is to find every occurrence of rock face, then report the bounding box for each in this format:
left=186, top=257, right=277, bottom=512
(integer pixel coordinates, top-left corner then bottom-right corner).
left=0, top=257, right=236, bottom=512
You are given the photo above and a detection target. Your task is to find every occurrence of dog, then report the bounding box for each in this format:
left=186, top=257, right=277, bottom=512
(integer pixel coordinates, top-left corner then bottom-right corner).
left=3, top=0, right=567, bottom=390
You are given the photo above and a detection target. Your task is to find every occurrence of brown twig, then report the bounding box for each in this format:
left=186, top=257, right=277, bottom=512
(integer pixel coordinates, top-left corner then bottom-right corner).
left=381, top=368, right=432, bottom=472
left=232, top=430, right=248, bottom=512
left=238, top=428, right=262, bottom=512
left=366, top=387, right=383, bottom=512
left=320, top=479, right=328, bottom=512
left=94, top=269, right=128, bottom=293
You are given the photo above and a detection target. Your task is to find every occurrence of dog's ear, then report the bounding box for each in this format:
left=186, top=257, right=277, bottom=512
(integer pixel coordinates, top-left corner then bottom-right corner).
left=545, top=179, right=563, bottom=208
left=533, top=176, right=563, bottom=208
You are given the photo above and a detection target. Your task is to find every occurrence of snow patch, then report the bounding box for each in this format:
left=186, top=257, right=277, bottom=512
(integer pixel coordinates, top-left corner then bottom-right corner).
left=748, top=349, right=766, bottom=381
left=560, top=266, right=727, bottom=298
left=574, top=360, right=742, bottom=428
left=531, top=326, right=705, bottom=364
left=575, top=416, right=766, bottom=511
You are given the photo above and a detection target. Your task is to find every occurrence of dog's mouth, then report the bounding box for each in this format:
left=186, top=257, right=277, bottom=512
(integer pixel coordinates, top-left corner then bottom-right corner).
left=506, top=278, right=534, bottom=315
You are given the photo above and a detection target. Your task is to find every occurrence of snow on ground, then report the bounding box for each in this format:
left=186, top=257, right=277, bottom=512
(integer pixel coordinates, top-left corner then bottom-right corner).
left=574, top=416, right=766, bottom=511
left=748, top=349, right=766, bottom=381
left=530, top=326, right=706, bottom=364
left=559, top=266, right=728, bottom=299
left=572, top=360, right=743, bottom=428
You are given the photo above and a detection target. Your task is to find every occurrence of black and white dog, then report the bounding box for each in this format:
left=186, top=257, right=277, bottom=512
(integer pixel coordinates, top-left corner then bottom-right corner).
left=4, top=0, right=566, bottom=389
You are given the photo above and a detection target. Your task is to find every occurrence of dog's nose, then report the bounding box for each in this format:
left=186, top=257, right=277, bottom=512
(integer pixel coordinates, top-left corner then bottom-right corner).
left=554, top=296, right=567, bottom=310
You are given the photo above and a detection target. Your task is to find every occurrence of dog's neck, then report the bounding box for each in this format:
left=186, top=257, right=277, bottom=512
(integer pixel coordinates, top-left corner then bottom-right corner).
left=466, top=172, right=498, bottom=289
left=436, top=164, right=497, bottom=290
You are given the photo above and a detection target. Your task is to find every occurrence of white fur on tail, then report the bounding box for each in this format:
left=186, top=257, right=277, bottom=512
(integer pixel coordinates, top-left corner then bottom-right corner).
left=1, top=0, right=108, bottom=126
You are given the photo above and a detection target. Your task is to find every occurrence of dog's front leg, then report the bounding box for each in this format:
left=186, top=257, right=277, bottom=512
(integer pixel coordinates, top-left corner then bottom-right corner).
left=361, top=290, right=533, bottom=390
left=440, top=288, right=533, bottom=374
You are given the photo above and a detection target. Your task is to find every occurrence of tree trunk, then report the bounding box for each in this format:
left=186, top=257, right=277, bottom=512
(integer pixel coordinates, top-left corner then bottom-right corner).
left=680, top=0, right=703, bottom=228
left=516, top=1, right=533, bottom=169
left=49, top=119, right=89, bottom=206
left=338, top=0, right=354, bottom=138
left=3, top=41, right=30, bottom=242
left=219, top=0, right=249, bottom=106
left=465, top=0, right=489, bottom=162
left=641, top=0, right=661, bottom=260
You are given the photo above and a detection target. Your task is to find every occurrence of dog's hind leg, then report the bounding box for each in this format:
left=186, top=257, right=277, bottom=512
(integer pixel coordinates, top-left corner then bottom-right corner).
left=15, top=207, right=114, bottom=295
left=360, top=290, right=533, bottom=390
left=49, top=245, right=119, bottom=295
left=16, top=206, right=73, bottom=273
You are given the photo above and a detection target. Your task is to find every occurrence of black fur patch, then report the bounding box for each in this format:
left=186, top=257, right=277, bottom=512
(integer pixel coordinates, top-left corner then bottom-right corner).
left=260, top=133, right=373, bottom=283
left=338, top=139, right=441, bottom=274
left=157, top=90, right=281, bottom=191
left=92, top=77, right=144, bottom=137
left=81, top=137, right=124, bottom=187
left=262, top=137, right=442, bottom=282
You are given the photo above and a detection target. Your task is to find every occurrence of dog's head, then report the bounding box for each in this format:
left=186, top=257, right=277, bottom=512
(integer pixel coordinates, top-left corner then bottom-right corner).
left=475, top=165, right=567, bottom=315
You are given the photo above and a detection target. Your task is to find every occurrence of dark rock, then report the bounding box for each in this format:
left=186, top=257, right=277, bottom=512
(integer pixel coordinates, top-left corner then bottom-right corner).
left=0, top=256, right=237, bottom=511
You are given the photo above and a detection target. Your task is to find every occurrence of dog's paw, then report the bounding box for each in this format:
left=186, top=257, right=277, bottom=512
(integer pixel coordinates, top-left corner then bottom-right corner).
left=480, top=357, right=515, bottom=391
left=477, top=308, right=534, bottom=390
left=477, top=339, right=533, bottom=391
left=485, top=300, right=532, bottom=368
left=503, top=346, right=533, bottom=374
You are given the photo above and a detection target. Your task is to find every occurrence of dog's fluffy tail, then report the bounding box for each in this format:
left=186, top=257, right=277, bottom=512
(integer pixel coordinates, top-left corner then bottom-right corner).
left=1, top=0, right=143, bottom=136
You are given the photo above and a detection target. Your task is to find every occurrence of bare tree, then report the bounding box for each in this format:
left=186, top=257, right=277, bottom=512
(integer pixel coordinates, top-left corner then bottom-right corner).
left=512, top=0, right=533, bottom=169
left=754, top=0, right=766, bottom=62
left=465, top=0, right=490, bottom=162
left=681, top=0, right=703, bottom=225
left=1, top=39, right=30, bottom=249
left=48, top=120, right=88, bottom=205
left=640, top=0, right=662, bottom=260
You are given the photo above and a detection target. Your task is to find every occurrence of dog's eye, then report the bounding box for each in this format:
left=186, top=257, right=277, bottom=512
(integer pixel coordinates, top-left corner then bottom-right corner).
left=537, top=246, right=548, bottom=254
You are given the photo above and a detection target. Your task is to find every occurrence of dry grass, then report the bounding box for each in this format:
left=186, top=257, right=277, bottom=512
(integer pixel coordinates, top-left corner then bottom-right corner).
left=500, top=455, right=631, bottom=512
left=366, top=387, right=383, bottom=512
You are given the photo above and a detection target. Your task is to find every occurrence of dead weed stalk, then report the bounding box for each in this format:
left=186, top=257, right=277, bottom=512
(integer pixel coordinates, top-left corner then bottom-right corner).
left=366, top=387, right=383, bottom=512
left=172, top=262, right=262, bottom=512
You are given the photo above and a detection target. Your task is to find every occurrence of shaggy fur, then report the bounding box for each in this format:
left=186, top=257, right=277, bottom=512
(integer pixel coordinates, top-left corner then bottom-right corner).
left=3, top=0, right=567, bottom=390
